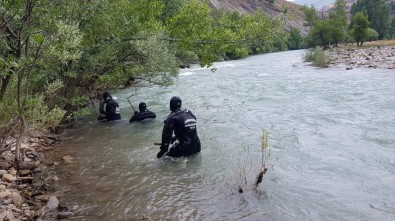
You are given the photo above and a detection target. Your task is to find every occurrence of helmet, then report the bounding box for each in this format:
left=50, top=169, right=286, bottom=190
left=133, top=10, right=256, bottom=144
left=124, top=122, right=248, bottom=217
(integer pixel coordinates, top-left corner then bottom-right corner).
left=139, top=102, right=147, bottom=112
left=170, top=96, right=182, bottom=112
left=103, top=91, right=111, bottom=100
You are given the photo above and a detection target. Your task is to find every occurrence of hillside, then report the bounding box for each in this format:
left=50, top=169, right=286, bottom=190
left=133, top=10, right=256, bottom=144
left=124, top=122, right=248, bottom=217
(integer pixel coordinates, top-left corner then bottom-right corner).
left=208, top=0, right=310, bottom=36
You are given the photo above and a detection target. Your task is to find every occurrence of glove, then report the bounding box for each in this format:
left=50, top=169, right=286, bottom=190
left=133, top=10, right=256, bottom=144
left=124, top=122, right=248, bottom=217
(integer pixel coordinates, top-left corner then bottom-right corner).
left=157, top=150, right=166, bottom=158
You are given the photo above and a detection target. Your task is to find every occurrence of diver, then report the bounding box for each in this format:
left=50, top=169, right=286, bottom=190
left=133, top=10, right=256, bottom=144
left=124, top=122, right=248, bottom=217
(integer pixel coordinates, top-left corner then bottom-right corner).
left=98, top=92, right=121, bottom=122
left=129, top=102, right=156, bottom=123
left=157, top=96, right=201, bottom=158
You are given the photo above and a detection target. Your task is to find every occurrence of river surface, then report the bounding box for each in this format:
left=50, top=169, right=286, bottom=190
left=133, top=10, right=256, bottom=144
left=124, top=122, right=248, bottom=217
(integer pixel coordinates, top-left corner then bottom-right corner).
left=54, top=50, right=395, bottom=221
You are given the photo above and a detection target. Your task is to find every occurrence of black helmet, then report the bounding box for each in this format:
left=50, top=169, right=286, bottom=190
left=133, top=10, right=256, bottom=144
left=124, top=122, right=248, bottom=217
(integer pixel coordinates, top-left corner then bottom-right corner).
left=170, top=96, right=182, bottom=111
left=138, top=102, right=147, bottom=112
left=103, top=91, right=111, bottom=100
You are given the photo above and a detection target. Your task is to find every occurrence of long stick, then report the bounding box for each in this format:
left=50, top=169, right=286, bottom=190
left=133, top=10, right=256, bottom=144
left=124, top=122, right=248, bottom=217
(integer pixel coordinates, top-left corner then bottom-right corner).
left=127, top=95, right=136, bottom=112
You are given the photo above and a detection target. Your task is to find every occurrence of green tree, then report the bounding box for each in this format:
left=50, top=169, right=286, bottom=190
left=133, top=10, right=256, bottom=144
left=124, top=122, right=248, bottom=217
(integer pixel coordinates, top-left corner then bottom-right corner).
left=351, top=12, right=370, bottom=46
left=329, top=0, right=348, bottom=46
left=302, top=6, right=318, bottom=28
left=351, top=0, right=391, bottom=39
left=287, top=28, right=303, bottom=50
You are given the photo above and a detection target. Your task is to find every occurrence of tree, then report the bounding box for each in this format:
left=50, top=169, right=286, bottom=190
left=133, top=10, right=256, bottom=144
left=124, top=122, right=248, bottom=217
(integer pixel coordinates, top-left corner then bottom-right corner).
left=351, top=12, right=370, bottom=46
left=329, top=0, right=348, bottom=46
left=302, top=6, right=318, bottom=28
left=287, top=28, right=303, bottom=50
left=351, top=0, right=391, bottom=39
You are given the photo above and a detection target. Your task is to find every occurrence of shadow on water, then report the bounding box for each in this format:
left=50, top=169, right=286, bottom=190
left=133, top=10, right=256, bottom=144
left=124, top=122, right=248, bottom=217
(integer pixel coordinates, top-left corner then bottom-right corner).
left=54, top=50, right=395, bottom=221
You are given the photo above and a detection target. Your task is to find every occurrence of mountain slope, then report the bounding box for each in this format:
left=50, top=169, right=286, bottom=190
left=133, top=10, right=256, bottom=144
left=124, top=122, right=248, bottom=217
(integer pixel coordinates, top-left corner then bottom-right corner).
left=208, top=0, right=310, bottom=36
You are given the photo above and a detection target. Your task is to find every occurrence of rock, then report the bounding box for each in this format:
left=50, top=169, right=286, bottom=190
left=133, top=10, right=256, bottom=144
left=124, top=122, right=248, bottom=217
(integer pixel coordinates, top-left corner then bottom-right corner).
left=46, top=196, right=59, bottom=211
left=3, top=198, right=13, bottom=204
left=57, top=212, right=74, bottom=219
left=62, top=156, right=74, bottom=164
left=0, top=162, right=11, bottom=170
left=18, top=170, right=31, bottom=176
left=0, top=170, right=7, bottom=174
left=2, top=174, right=16, bottom=182
left=0, top=184, right=6, bottom=191
left=12, top=192, right=23, bottom=208
left=35, top=195, right=50, bottom=202
left=346, top=67, right=353, bottom=70
left=0, top=190, right=12, bottom=198
left=0, top=206, right=17, bottom=221
left=19, top=162, right=37, bottom=170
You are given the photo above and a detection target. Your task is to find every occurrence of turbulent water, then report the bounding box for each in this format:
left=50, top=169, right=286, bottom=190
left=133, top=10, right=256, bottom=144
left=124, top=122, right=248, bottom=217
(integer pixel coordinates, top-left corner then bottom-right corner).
left=54, top=50, right=395, bottom=221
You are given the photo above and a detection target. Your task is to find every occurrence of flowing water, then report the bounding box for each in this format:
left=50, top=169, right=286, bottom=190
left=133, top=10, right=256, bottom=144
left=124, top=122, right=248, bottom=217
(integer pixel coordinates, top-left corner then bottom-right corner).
left=54, top=50, right=395, bottom=221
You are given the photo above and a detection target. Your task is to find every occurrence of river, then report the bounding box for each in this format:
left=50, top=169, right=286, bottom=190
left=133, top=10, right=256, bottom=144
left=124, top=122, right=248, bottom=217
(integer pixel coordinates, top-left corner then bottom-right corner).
left=54, top=50, right=395, bottom=221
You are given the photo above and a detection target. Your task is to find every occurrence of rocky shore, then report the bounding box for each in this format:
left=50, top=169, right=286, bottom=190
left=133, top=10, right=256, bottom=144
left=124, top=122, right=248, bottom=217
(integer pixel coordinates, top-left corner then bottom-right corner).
left=0, top=132, right=73, bottom=221
left=327, top=45, right=395, bottom=70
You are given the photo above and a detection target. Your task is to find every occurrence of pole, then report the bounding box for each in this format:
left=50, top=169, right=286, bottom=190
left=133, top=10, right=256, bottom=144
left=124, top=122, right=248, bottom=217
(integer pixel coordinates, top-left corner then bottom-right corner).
left=127, top=95, right=136, bottom=112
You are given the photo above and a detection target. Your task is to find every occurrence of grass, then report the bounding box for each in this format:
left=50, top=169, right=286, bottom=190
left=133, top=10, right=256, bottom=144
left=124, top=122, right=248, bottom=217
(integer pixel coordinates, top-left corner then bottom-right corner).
left=361, top=39, right=395, bottom=47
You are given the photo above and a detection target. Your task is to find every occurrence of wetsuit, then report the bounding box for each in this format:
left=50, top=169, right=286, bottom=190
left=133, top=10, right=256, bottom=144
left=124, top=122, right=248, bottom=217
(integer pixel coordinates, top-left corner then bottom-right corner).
left=159, top=108, right=201, bottom=158
left=129, top=110, right=156, bottom=122
left=99, top=98, right=121, bottom=121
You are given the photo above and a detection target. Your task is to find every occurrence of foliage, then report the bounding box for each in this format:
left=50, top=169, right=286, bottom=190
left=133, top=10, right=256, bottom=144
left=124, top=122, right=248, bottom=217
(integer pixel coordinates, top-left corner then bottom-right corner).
left=234, top=130, right=272, bottom=193
left=304, top=48, right=330, bottom=67
left=0, top=0, right=289, bottom=147
left=304, top=0, right=348, bottom=49
left=287, top=28, right=303, bottom=50
left=302, top=6, right=318, bottom=27
left=351, top=0, right=391, bottom=39
left=351, top=12, right=370, bottom=46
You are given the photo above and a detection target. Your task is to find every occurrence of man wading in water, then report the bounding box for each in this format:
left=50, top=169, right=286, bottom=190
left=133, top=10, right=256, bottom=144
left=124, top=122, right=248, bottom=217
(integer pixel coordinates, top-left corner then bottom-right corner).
left=157, top=96, right=201, bottom=158
left=98, top=92, right=121, bottom=122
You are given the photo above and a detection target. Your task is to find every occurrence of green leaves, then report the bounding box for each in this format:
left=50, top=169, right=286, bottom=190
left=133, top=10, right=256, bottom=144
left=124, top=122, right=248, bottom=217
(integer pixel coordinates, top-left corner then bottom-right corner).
left=32, top=35, right=44, bottom=44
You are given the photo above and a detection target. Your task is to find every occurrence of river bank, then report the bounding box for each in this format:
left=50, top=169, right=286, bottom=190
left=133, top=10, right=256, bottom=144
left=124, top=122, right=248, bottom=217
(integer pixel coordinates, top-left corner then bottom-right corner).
left=0, top=132, right=73, bottom=221
left=327, top=42, right=395, bottom=70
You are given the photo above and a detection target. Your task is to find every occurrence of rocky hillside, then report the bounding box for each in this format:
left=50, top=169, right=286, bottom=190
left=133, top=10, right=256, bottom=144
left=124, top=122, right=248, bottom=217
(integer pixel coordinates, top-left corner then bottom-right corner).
left=208, top=0, right=310, bottom=36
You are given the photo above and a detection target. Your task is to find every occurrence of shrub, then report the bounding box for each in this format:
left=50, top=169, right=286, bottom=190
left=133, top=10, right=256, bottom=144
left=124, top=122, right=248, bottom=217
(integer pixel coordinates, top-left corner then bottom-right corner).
left=304, top=48, right=330, bottom=67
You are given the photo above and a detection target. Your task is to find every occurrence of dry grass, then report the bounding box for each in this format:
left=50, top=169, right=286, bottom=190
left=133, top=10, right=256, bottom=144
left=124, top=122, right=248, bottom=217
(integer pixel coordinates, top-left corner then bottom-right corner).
left=361, top=39, right=395, bottom=47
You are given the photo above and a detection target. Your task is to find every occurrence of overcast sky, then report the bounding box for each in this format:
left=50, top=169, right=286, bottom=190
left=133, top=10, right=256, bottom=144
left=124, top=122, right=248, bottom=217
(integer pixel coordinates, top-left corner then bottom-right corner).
left=287, top=0, right=335, bottom=9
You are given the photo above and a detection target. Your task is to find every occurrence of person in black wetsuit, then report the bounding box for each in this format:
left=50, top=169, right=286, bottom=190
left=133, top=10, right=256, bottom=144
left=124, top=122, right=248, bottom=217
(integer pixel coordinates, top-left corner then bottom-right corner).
left=98, top=92, right=121, bottom=122
left=129, top=102, right=156, bottom=123
left=157, top=96, right=201, bottom=158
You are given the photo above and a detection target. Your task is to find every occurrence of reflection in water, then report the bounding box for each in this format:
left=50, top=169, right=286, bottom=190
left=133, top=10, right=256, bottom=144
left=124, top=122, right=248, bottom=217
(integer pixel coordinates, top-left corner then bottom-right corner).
left=55, top=50, right=395, bottom=221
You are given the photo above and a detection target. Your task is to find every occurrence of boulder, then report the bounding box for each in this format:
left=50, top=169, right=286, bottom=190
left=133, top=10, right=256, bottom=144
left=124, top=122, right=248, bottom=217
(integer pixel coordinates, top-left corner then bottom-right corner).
left=2, top=174, right=16, bottom=182
left=0, top=190, right=12, bottom=198
left=46, top=196, right=59, bottom=211
left=12, top=192, right=23, bottom=208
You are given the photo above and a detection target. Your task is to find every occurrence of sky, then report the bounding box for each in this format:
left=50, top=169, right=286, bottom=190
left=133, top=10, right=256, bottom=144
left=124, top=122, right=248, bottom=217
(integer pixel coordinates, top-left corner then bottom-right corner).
left=286, top=0, right=335, bottom=9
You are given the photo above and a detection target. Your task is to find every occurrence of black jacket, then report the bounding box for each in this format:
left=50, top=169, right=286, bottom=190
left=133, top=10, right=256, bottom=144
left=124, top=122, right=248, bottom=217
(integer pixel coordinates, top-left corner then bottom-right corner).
left=100, top=98, right=121, bottom=121
left=129, top=110, right=156, bottom=123
left=160, top=108, right=201, bottom=157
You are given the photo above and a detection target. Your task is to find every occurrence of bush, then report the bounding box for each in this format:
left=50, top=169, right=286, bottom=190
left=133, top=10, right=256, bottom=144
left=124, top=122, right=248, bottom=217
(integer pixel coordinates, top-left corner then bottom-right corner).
left=304, top=48, right=330, bottom=67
